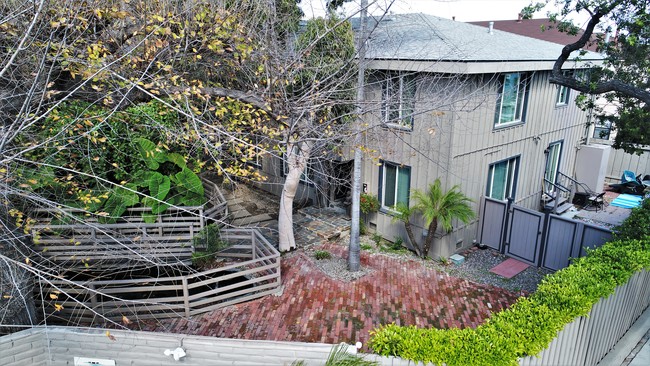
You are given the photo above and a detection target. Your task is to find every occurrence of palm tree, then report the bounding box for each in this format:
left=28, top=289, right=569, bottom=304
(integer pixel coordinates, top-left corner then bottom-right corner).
left=391, top=202, right=422, bottom=257
left=410, top=179, right=475, bottom=258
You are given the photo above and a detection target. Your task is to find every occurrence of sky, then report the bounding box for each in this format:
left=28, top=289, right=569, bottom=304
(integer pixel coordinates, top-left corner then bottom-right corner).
left=300, top=0, right=591, bottom=26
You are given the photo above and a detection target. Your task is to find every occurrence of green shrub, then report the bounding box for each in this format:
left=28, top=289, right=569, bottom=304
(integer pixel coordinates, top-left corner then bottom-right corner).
left=359, top=218, right=367, bottom=235
left=614, top=197, right=650, bottom=241
left=360, top=193, right=380, bottom=214
left=191, top=224, right=228, bottom=267
left=391, top=236, right=404, bottom=250
left=371, top=233, right=382, bottom=246
left=361, top=243, right=373, bottom=251
left=314, top=250, right=332, bottom=260
left=368, top=237, right=650, bottom=366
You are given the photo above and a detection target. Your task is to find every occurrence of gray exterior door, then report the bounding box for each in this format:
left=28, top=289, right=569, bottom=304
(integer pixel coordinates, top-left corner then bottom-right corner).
left=478, top=197, right=507, bottom=250
left=505, top=205, right=544, bottom=265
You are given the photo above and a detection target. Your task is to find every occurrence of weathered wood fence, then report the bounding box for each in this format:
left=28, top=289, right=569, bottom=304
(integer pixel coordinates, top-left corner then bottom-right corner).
left=38, top=229, right=281, bottom=323
left=30, top=178, right=228, bottom=268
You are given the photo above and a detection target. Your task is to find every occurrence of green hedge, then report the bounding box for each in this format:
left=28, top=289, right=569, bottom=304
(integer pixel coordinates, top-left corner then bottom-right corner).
left=368, top=237, right=650, bottom=366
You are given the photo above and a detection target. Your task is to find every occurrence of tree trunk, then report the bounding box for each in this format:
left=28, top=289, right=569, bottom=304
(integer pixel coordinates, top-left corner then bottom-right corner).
left=403, top=220, right=421, bottom=257
left=422, top=220, right=438, bottom=259
left=348, top=0, right=368, bottom=272
left=278, top=139, right=311, bottom=252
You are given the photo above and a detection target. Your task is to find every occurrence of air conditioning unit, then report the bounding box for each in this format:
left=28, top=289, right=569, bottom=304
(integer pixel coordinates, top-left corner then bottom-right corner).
left=575, top=144, right=611, bottom=192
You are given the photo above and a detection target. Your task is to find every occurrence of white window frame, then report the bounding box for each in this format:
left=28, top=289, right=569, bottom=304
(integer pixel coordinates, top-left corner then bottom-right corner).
left=380, top=161, right=410, bottom=211
left=382, top=71, right=416, bottom=129
left=495, top=72, right=528, bottom=127
left=556, top=84, right=570, bottom=106
left=544, top=141, right=563, bottom=193
left=486, top=156, right=520, bottom=201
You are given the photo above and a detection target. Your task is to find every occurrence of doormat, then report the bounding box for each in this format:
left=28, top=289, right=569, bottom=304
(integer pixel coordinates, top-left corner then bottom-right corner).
left=489, top=258, right=530, bottom=279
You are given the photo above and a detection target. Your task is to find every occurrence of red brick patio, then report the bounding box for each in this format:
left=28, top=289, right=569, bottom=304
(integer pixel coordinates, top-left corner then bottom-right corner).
left=146, top=242, right=520, bottom=346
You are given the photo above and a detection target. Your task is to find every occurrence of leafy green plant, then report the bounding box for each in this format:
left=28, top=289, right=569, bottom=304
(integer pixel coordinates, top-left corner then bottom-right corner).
left=360, top=193, right=380, bottom=214
left=371, top=233, right=382, bottom=246
left=411, top=179, right=475, bottom=258
left=359, top=218, right=367, bottom=235
left=314, top=250, right=332, bottom=260
left=438, top=256, right=451, bottom=266
left=614, top=197, right=650, bottom=241
left=324, top=343, right=378, bottom=366
left=94, top=137, right=206, bottom=223
left=390, top=202, right=421, bottom=256
left=368, top=237, right=650, bottom=366
left=391, top=236, right=404, bottom=251
left=360, top=243, right=373, bottom=251
left=191, top=224, right=228, bottom=267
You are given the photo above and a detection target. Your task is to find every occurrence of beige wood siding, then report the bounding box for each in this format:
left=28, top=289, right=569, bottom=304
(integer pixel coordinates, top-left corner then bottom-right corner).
left=362, top=70, right=591, bottom=257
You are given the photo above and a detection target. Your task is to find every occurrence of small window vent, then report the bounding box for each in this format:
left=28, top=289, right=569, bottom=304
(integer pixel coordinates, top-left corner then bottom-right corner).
left=456, top=239, right=463, bottom=250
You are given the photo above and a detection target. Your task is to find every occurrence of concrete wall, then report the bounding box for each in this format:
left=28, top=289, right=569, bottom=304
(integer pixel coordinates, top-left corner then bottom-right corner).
left=1, top=328, right=47, bottom=366
left=0, top=327, right=415, bottom=366
left=362, top=70, right=590, bottom=258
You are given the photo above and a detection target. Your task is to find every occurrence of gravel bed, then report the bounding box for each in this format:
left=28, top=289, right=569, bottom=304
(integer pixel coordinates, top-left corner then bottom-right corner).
left=310, top=254, right=375, bottom=282
left=442, top=248, right=553, bottom=295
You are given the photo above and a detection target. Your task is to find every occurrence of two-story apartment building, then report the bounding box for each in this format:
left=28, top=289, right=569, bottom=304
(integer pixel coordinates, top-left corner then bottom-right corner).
left=357, top=13, right=603, bottom=258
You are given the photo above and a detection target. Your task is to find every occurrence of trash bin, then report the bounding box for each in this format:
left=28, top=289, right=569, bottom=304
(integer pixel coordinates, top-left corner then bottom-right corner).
left=573, top=192, right=590, bottom=206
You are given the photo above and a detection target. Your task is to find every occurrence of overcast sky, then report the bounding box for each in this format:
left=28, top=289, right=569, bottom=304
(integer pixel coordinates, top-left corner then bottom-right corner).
left=301, top=0, right=591, bottom=25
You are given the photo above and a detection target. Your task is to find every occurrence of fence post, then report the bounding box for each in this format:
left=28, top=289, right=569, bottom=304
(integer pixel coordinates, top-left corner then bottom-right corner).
left=500, top=197, right=514, bottom=254
left=251, top=230, right=256, bottom=260
left=181, top=277, right=190, bottom=318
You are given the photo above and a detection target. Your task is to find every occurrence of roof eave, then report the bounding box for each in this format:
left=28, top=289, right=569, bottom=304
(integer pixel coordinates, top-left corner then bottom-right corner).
left=367, top=59, right=604, bottom=74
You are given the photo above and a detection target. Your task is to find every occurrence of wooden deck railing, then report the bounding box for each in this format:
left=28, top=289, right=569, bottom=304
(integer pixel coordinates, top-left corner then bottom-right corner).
left=30, top=178, right=228, bottom=268
left=37, top=229, right=281, bottom=323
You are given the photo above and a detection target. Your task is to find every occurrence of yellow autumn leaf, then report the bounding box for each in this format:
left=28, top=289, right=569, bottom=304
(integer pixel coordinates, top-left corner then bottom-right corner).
left=122, top=316, right=131, bottom=325
left=106, top=331, right=116, bottom=341
left=54, top=303, right=64, bottom=312
left=49, top=293, right=58, bottom=300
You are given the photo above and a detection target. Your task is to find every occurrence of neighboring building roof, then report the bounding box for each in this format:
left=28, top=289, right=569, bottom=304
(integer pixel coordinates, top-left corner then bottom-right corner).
left=469, top=18, right=600, bottom=52
left=353, top=13, right=603, bottom=73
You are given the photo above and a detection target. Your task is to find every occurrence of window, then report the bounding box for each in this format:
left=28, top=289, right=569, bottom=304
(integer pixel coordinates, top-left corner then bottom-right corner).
left=486, top=156, right=519, bottom=200
left=379, top=161, right=410, bottom=210
left=382, top=71, right=416, bottom=129
left=544, top=142, right=563, bottom=192
left=556, top=85, right=570, bottom=106
left=495, top=73, right=529, bottom=127
left=593, top=120, right=612, bottom=140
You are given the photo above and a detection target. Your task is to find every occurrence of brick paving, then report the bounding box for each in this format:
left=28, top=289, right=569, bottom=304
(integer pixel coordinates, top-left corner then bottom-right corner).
left=147, top=237, right=521, bottom=346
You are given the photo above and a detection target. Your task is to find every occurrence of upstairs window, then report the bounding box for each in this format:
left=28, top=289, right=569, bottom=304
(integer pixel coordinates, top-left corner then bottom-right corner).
left=382, top=72, right=416, bottom=129
left=495, top=72, right=529, bottom=127
left=556, top=84, right=570, bottom=106
left=593, top=120, right=612, bottom=140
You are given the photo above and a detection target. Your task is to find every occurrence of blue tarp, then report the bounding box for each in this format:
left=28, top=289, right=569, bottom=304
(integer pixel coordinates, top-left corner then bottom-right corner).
left=610, top=194, right=644, bottom=209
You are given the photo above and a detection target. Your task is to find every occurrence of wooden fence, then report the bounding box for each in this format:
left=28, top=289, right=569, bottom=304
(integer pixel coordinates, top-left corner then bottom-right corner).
left=37, top=229, right=281, bottom=323
left=30, top=178, right=228, bottom=268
